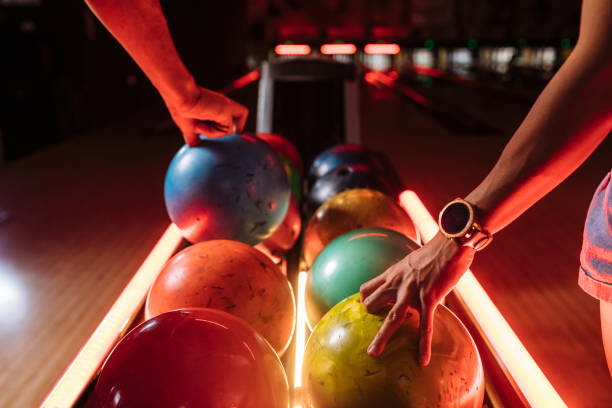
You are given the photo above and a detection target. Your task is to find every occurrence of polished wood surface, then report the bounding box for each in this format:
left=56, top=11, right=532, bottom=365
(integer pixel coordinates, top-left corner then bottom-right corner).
left=0, top=114, right=181, bottom=407
left=360, top=82, right=612, bottom=407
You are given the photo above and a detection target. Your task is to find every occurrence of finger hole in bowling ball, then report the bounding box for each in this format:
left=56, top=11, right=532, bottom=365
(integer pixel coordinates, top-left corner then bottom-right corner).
left=338, top=167, right=351, bottom=177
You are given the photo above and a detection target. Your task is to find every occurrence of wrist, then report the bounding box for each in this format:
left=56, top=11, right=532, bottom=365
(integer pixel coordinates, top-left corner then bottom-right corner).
left=428, top=231, right=476, bottom=268
left=438, top=198, right=492, bottom=251
left=160, top=76, right=200, bottom=111
left=463, top=192, right=491, bottom=231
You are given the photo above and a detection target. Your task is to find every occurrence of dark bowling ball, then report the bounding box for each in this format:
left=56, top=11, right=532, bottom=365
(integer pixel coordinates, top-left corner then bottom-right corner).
left=306, top=163, right=395, bottom=215
left=164, top=133, right=290, bottom=245
left=88, top=309, right=290, bottom=408
left=308, top=144, right=383, bottom=181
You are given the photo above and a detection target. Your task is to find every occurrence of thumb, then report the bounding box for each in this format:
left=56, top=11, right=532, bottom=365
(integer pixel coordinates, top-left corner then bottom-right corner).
left=183, top=131, right=200, bottom=147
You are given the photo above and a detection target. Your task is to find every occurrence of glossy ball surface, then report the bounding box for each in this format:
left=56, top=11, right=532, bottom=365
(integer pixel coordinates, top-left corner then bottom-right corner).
left=303, top=294, right=484, bottom=408
left=256, top=194, right=302, bottom=263
left=146, top=240, right=296, bottom=355
left=257, top=132, right=303, bottom=176
left=309, top=144, right=382, bottom=180
left=306, top=164, right=394, bottom=215
left=90, top=309, right=290, bottom=408
left=280, top=154, right=302, bottom=202
left=307, top=228, right=418, bottom=327
left=164, top=133, right=290, bottom=245
left=303, top=189, right=418, bottom=266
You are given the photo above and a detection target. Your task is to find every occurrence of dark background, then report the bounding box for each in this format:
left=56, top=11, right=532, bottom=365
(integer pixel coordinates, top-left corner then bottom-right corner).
left=0, top=0, right=580, bottom=162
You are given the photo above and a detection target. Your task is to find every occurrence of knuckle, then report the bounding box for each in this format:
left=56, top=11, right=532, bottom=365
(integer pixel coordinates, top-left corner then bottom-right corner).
left=387, top=310, right=402, bottom=323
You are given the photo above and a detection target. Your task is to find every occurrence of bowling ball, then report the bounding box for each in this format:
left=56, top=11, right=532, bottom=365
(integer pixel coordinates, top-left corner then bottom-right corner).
left=146, top=240, right=296, bottom=356
left=302, top=294, right=484, bottom=408
left=280, top=154, right=302, bottom=202
left=306, top=164, right=395, bottom=215
left=257, top=132, right=303, bottom=176
left=164, top=133, right=290, bottom=245
left=308, top=144, right=383, bottom=181
left=89, top=309, right=290, bottom=408
left=303, top=189, right=419, bottom=266
left=306, top=227, right=418, bottom=327
left=256, top=194, right=302, bottom=263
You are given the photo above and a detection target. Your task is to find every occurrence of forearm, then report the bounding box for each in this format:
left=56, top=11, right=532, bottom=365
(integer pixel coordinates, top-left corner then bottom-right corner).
left=85, top=0, right=198, bottom=108
left=466, top=47, right=612, bottom=233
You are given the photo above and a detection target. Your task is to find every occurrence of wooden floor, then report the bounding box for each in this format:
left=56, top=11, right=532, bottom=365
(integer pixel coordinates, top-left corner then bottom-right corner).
left=1, top=75, right=611, bottom=408
left=360, top=81, right=612, bottom=407
left=0, top=112, right=182, bottom=408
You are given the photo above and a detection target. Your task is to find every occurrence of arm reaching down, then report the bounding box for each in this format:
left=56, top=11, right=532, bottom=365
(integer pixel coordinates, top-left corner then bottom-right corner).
left=85, top=0, right=248, bottom=145
left=361, top=0, right=612, bottom=366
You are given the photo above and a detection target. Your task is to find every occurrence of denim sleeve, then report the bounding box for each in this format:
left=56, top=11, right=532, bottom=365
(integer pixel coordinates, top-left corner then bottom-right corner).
left=579, top=171, right=612, bottom=302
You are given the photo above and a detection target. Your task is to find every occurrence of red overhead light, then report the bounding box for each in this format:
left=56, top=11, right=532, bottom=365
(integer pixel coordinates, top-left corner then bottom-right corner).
left=320, top=43, right=357, bottom=55
left=274, top=44, right=311, bottom=56
left=364, top=43, right=400, bottom=55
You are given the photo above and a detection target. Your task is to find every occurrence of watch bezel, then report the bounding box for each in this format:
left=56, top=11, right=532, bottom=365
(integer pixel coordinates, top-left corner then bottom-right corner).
left=438, top=198, right=475, bottom=239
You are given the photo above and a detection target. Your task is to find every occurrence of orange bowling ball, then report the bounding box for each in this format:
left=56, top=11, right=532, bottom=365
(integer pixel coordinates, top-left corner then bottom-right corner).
left=303, top=189, right=418, bottom=266
left=256, top=194, right=301, bottom=263
left=146, top=240, right=296, bottom=356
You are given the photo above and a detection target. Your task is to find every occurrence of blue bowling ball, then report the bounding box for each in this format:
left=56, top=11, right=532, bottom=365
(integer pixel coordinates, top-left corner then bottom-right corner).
left=164, top=133, right=290, bottom=245
left=308, top=144, right=383, bottom=181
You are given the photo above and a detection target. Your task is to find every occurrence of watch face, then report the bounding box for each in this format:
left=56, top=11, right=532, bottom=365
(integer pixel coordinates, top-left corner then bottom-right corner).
left=441, top=201, right=471, bottom=235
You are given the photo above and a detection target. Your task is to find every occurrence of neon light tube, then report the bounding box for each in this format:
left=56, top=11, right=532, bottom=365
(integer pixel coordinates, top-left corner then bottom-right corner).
left=320, top=43, right=357, bottom=55
left=364, top=43, right=400, bottom=55
left=40, top=224, right=183, bottom=408
left=219, top=70, right=260, bottom=94
left=293, top=271, right=308, bottom=408
left=398, top=190, right=567, bottom=408
left=275, top=44, right=311, bottom=56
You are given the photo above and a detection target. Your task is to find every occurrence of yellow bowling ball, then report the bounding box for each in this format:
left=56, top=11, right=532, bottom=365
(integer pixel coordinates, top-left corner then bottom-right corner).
left=302, top=294, right=484, bottom=408
left=303, top=189, right=418, bottom=266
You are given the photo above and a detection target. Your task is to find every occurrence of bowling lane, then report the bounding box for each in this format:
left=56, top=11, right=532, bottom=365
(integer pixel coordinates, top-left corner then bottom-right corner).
left=359, top=79, right=612, bottom=407
left=0, top=111, right=181, bottom=408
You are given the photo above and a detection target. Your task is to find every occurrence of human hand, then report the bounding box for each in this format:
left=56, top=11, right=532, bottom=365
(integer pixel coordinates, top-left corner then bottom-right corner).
left=359, top=232, right=475, bottom=366
left=165, top=86, right=248, bottom=146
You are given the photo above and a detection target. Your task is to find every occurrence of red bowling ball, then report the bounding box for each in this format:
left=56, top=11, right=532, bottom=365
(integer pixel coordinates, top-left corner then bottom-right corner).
left=256, top=193, right=302, bottom=262
left=88, top=309, right=290, bottom=408
left=257, top=132, right=304, bottom=176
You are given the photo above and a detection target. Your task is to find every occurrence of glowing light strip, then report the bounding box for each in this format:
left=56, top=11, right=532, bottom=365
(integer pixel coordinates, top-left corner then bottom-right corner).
left=320, top=43, right=357, bottom=55
left=398, top=191, right=567, bottom=408
left=218, top=70, right=260, bottom=95
left=364, top=43, right=400, bottom=55
left=40, top=224, right=183, bottom=408
left=275, top=44, right=311, bottom=56
left=365, top=71, right=431, bottom=107
left=293, top=271, right=308, bottom=408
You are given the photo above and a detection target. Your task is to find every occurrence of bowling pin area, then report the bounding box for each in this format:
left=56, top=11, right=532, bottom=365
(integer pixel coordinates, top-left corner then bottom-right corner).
left=2, top=12, right=612, bottom=408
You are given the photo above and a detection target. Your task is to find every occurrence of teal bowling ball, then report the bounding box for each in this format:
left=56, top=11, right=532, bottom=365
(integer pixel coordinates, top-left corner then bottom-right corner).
left=307, top=227, right=418, bottom=327
left=164, top=133, right=290, bottom=245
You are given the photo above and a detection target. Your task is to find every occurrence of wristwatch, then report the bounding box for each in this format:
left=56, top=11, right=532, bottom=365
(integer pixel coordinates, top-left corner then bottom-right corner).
left=438, top=198, right=492, bottom=251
